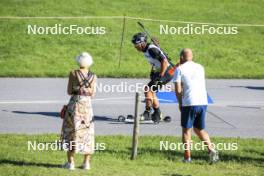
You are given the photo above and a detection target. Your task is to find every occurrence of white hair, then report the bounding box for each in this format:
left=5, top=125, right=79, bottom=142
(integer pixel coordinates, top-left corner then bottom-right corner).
left=76, top=52, right=93, bottom=68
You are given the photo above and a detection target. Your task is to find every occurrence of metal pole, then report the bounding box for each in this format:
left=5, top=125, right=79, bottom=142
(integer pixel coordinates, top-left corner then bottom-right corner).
left=118, top=15, right=126, bottom=68
left=131, top=92, right=140, bottom=160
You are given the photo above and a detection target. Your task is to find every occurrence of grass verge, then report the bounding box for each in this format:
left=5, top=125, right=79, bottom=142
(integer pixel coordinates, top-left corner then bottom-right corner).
left=0, top=0, right=264, bottom=78
left=0, top=134, right=263, bottom=176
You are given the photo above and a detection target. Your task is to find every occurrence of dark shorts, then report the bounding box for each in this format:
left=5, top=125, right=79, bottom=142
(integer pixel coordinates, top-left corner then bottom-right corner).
left=147, top=71, right=173, bottom=92
left=181, top=105, right=207, bottom=129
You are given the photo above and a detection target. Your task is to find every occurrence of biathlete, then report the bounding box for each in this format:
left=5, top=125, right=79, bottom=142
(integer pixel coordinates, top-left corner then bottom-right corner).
left=131, top=32, right=177, bottom=123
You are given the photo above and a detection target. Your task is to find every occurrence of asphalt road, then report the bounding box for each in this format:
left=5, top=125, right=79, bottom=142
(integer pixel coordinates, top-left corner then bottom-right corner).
left=0, top=78, right=264, bottom=138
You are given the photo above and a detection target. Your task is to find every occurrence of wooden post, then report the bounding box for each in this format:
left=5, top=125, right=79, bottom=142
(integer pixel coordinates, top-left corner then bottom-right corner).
left=118, top=15, right=126, bottom=68
left=131, top=92, right=140, bottom=160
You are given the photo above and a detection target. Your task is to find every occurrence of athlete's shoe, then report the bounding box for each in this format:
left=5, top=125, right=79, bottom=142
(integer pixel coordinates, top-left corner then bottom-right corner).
left=182, top=158, right=192, bottom=163
left=209, top=150, right=219, bottom=164
left=152, top=109, right=162, bottom=123
left=141, top=110, right=152, bottom=121
left=63, top=162, right=75, bottom=170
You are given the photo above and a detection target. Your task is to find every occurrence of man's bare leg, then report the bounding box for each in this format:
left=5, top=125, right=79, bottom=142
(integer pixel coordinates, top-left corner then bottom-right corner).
left=193, top=128, right=215, bottom=152
left=142, top=88, right=154, bottom=120
left=182, top=128, right=192, bottom=160
left=144, top=88, right=153, bottom=109
left=151, top=92, right=162, bottom=122
left=152, top=93, right=159, bottom=108
left=194, top=128, right=219, bottom=163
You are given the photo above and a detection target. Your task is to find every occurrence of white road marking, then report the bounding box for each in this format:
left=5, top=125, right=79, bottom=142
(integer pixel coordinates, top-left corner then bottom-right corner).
left=0, top=99, right=263, bottom=109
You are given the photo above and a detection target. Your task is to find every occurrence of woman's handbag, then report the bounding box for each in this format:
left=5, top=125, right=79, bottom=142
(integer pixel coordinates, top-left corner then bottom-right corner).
left=60, top=105, right=68, bottom=119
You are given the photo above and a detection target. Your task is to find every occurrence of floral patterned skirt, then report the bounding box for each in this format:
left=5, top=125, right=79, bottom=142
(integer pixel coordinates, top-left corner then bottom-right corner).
left=61, top=95, right=94, bottom=154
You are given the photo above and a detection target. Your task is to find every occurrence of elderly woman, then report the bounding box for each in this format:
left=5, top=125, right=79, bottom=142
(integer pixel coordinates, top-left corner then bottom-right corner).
left=61, top=52, right=97, bottom=170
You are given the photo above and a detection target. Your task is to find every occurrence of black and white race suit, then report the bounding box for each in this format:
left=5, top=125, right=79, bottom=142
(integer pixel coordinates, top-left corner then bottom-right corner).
left=143, top=43, right=174, bottom=91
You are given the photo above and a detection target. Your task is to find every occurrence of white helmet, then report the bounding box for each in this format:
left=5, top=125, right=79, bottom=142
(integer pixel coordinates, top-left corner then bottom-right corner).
left=76, top=52, right=93, bottom=68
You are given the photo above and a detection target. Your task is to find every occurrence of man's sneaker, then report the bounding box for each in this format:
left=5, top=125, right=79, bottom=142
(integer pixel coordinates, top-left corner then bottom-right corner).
left=81, top=162, right=91, bottom=170
left=182, top=158, right=192, bottom=163
left=209, top=150, right=219, bottom=164
left=63, top=162, right=75, bottom=170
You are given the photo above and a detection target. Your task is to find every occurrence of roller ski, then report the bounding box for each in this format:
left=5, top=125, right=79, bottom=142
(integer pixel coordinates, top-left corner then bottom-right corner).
left=118, top=108, right=171, bottom=124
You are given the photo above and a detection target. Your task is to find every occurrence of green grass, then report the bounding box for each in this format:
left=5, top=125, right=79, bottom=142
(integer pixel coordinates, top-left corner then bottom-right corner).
left=0, top=134, right=263, bottom=176
left=0, top=0, right=264, bottom=78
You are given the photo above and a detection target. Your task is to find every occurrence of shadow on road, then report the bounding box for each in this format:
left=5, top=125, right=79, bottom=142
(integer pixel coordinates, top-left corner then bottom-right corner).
left=230, top=86, right=264, bottom=90
left=11, top=111, right=60, bottom=118
left=4, top=110, right=115, bottom=122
